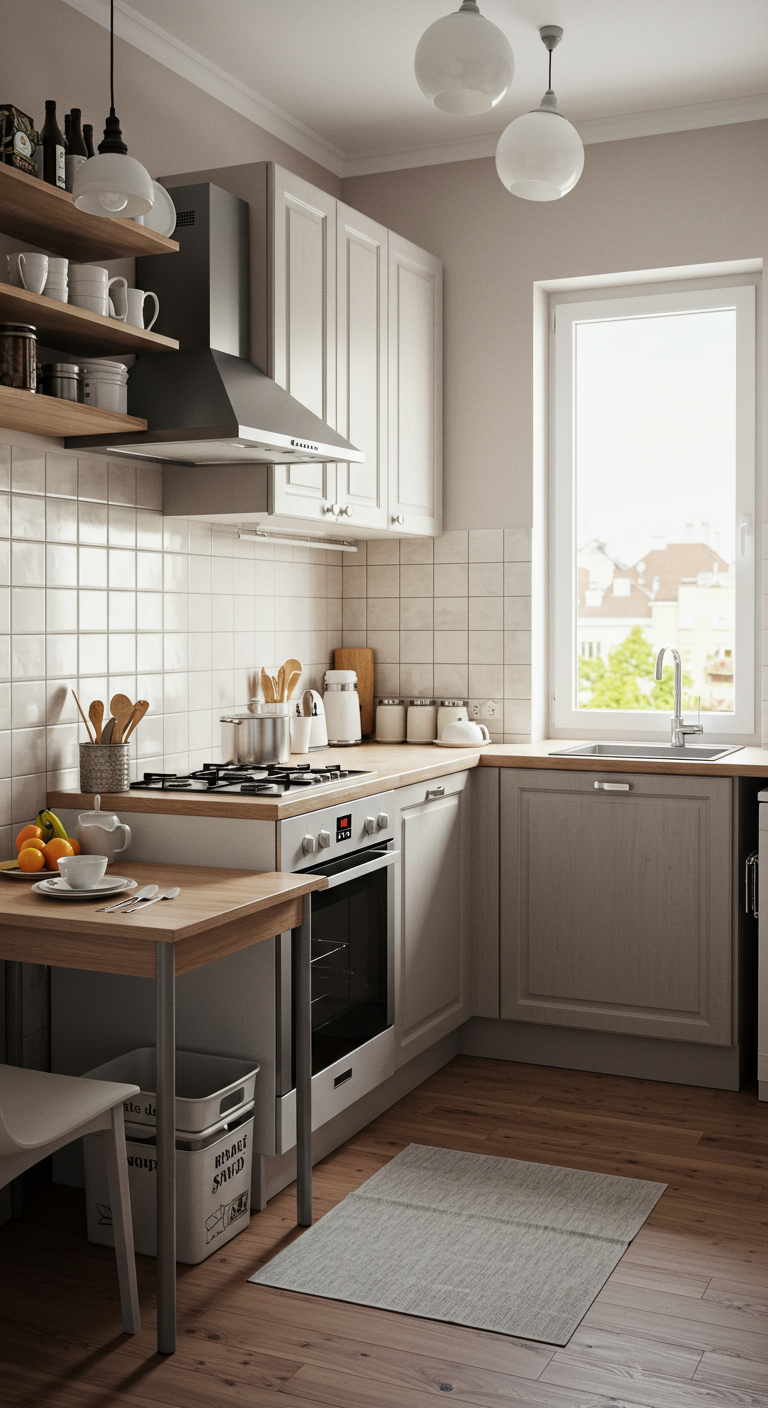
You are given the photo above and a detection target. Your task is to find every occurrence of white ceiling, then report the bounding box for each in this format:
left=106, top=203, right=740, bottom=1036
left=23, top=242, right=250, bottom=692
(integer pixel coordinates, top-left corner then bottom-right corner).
left=62, top=0, right=768, bottom=177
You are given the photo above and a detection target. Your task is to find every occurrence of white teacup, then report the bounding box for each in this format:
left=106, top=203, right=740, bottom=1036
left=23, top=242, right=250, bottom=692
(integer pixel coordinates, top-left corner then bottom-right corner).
left=56, top=854, right=108, bottom=889
left=124, top=287, right=159, bottom=331
left=440, top=720, right=491, bottom=745
left=8, top=252, right=49, bottom=295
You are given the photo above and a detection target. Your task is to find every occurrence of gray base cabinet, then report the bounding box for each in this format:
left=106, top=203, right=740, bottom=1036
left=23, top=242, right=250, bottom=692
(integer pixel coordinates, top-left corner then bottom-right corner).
left=394, top=771, right=471, bottom=1067
left=500, top=768, right=733, bottom=1046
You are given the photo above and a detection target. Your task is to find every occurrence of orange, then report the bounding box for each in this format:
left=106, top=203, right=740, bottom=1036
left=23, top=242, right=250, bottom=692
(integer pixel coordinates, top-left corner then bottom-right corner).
left=18, top=847, right=45, bottom=873
left=43, top=837, right=74, bottom=871
left=16, top=824, right=44, bottom=853
left=20, top=837, right=46, bottom=857
left=68, top=839, right=81, bottom=855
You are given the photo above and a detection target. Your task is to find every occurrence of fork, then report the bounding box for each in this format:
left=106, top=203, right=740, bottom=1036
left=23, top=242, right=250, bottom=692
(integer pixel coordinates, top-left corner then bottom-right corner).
left=97, top=884, right=159, bottom=913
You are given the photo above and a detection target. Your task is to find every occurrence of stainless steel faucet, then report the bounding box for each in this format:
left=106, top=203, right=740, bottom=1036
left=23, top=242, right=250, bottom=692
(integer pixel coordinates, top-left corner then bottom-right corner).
left=654, top=643, right=703, bottom=747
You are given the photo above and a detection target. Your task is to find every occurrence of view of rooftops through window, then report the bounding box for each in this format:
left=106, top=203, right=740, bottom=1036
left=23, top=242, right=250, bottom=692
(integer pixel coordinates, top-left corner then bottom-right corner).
left=574, top=305, right=736, bottom=713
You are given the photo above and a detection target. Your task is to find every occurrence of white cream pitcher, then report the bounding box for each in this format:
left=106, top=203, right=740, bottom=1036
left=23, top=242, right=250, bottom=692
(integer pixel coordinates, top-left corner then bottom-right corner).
left=76, top=794, right=132, bottom=864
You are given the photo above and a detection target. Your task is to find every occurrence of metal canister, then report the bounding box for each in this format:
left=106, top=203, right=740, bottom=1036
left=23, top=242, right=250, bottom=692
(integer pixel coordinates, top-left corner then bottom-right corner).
left=37, top=361, right=84, bottom=402
left=0, top=322, right=36, bottom=390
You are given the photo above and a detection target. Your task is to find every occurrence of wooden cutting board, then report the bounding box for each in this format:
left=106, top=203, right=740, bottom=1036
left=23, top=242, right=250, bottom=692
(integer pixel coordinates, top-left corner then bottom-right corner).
left=334, top=647, right=374, bottom=736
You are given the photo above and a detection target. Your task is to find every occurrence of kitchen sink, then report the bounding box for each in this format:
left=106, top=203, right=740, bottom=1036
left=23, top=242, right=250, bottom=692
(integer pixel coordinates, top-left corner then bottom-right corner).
left=549, top=742, right=743, bottom=762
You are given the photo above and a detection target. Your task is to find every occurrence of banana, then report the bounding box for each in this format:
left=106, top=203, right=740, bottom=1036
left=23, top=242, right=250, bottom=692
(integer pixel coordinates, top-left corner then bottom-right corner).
left=36, top=808, right=69, bottom=842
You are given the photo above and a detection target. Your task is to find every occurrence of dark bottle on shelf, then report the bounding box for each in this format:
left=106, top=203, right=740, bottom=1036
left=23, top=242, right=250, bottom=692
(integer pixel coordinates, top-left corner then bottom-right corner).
left=65, top=109, right=88, bottom=193
left=64, top=113, right=70, bottom=144
left=83, top=123, right=95, bottom=158
left=41, top=100, right=66, bottom=189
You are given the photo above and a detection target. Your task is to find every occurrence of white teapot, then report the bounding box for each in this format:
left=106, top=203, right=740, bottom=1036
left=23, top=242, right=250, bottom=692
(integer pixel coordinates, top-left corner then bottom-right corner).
left=76, top=795, right=132, bottom=865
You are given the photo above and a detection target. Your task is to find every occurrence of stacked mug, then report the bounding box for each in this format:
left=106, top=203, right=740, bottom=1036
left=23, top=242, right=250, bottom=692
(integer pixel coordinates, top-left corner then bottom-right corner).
left=6, top=253, right=70, bottom=302
left=69, top=264, right=127, bottom=320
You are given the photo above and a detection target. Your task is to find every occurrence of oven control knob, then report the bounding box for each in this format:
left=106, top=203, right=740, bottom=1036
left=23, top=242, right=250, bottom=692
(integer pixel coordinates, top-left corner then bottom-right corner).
left=364, top=816, right=377, bottom=835
left=376, top=812, right=389, bottom=830
left=318, top=830, right=332, bottom=848
left=302, top=834, right=317, bottom=855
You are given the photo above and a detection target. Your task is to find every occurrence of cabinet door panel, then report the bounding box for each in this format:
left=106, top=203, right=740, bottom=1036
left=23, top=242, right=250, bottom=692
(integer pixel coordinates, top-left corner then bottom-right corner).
left=336, top=206, right=388, bottom=530
left=270, top=166, right=336, bottom=520
left=500, top=769, right=733, bottom=1045
left=388, top=233, right=442, bottom=537
left=395, top=773, right=470, bottom=1065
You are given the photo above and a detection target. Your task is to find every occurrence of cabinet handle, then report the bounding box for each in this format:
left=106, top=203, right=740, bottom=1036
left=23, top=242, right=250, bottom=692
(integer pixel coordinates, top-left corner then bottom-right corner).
left=425, top=785, right=445, bottom=801
left=392, top=514, right=405, bottom=526
left=594, top=781, right=631, bottom=791
left=340, top=505, right=353, bottom=518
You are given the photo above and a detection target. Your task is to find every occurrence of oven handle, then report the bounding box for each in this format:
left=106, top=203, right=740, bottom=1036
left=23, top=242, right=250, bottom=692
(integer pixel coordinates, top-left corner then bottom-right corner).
left=319, top=849, right=400, bottom=890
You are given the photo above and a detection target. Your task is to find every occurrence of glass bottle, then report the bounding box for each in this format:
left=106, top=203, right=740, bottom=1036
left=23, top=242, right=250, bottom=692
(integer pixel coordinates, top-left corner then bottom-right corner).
left=41, top=100, right=66, bottom=189
left=65, top=109, right=88, bottom=193
left=83, top=124, right=95, bottom=159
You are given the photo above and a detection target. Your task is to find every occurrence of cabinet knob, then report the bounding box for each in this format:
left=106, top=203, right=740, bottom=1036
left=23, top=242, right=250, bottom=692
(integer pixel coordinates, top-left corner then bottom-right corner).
left=302, top=834, right=317, bottom=854
left=324, top=502, right=340, bottom=516
left=377, top=812, right=389, bottom=830
left=364, top=816, right=377, bottom=835
left=392, top=514, right=405, bottom=526
left=340, top=504, right=353, bottom=518
left=318, top=829, right=332, bottom=848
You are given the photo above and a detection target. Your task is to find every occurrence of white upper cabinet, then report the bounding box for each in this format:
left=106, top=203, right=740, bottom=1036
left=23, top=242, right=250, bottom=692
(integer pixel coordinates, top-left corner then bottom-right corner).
left=335, top=204, right=389, bottom=531
left=267, top=166, right=337, bottom=522
left=388, top=233, right=442, bottom=537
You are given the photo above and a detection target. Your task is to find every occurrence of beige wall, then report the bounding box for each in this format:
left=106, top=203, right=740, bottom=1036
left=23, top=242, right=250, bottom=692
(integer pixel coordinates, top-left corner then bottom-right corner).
left=342, top=121, right=767, bottom=533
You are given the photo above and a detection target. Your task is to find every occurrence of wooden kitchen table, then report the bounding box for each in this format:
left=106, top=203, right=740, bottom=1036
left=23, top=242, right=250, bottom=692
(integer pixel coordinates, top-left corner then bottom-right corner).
left=0, top=861, right=328, bottom=1355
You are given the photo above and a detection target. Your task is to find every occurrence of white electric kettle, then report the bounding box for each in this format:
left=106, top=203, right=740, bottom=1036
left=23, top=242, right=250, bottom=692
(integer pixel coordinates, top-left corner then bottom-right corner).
left=76, top=794, right=132, bottom=864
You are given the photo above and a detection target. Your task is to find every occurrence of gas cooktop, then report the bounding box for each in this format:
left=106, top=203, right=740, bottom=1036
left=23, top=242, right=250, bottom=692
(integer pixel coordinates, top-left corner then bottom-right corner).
left=129, top=762, right=375, bottom=797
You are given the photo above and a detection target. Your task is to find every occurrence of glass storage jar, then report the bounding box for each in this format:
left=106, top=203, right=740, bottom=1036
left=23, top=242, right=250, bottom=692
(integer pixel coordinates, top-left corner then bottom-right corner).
left=0, top=322, right=36, bottom=390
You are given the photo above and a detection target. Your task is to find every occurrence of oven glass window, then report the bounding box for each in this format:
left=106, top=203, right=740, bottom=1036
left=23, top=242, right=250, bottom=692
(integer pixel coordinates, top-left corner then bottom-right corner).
left=305, top=863, right=389, bottom=1075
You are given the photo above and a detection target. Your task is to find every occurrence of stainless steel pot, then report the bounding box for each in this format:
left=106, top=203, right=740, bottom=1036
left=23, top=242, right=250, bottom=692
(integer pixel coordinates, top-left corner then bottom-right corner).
left=220, top=707, right=291, bottom=765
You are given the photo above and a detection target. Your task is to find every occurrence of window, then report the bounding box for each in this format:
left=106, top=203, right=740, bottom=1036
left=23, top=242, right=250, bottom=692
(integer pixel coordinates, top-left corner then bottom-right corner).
left=550, top=281, right=757, bottom=740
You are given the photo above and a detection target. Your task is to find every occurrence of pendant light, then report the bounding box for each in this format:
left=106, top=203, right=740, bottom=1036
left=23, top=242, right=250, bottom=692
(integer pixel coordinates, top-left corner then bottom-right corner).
left=495, top=26, right=584, bottom=201
left=414, top=0, right=514, bottom=115
left=72, top=0, right=154, bottom=218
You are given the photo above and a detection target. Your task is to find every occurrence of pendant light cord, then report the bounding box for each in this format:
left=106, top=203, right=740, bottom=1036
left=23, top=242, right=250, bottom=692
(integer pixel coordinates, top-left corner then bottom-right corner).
left=110, top=0, right=115, bottom=115
left=548, top=47, right=552, bottom=91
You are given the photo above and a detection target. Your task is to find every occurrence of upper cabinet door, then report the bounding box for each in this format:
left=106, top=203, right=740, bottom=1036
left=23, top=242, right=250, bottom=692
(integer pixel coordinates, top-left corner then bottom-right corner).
left=335, top=205, right=388, bottom=531
left=388, top=233, right=442, bottom=537
left=269, top=165, right=337, bottom=521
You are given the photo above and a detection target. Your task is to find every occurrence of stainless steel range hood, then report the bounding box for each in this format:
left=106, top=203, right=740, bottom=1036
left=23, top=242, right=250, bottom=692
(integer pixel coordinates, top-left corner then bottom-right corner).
left=66, top=183, right=363, bottom=467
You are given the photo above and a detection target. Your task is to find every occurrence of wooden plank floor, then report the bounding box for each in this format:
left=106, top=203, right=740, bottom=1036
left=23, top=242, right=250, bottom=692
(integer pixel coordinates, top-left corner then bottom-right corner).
left=0, top=1055, right=766, bottom=1407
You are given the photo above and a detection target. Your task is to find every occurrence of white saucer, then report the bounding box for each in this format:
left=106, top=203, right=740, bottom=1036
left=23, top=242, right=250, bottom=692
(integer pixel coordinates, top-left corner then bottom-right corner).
left=433, top=738, right=492, bottom=747
left=134, top=182, right=177, bottom=238
left=32, top=877, right=138, bottom=900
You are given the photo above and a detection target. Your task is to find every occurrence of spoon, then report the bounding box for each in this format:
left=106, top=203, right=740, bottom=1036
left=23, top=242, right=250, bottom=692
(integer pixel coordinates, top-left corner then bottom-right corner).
left=277, top=664, right=286, bottom=701
left=88, top=699, right=104, bottom=744
left=123, top=700, right=149, bottom=742
left=72, top=689, right=95, bottom=743
left=285, top=669, right=301, bottom=700
left=110, top=694, right=134, bottom=744
left=100, top=717, right=116, bottom=745
left=261, top=668, right=274, bottom=703
left=123, top=886, right=180, bottom=914
left=96, top=883, right=159, bottom=913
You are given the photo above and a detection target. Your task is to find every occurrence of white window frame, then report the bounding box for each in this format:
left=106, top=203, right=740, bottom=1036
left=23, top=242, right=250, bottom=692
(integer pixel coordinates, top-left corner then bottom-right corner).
left=549, top=280, right=757, bottom=742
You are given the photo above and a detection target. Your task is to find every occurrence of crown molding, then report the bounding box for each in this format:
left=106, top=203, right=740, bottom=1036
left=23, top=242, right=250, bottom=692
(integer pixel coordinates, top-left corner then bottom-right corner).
left=59, top=1, right=768, bottom=183
left=59, top=0, right=347, bottom=177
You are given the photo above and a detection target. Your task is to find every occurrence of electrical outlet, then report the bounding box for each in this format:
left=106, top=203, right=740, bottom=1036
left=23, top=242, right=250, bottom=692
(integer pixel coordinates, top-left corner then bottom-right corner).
left=483, top=700, right=500, bottom=720
left=470, top=702, right=482, bottom=719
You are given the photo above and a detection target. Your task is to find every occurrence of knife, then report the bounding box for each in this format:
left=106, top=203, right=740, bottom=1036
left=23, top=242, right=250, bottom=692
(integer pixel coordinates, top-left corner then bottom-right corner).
left=97, top=884, right=159, bottom=913
left=122, top=886, right=180, bottom=914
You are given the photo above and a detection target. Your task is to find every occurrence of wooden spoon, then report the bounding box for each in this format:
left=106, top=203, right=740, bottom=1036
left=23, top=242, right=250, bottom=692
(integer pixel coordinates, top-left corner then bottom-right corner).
left=285, top=670, right=301, bottom=700
left=123, top=700, right=149, bottom=742
left=260, top=668, right=273, bottom=703
left=284, top=657, right=301, bottom=681
left=110, top=694, right=134, bottom=744
left=277, top=664, right=286, bottom=702
left=271, top=675, right=279, bottom=702
left=88, top=699, right=104, bottom=744
left=72, top=689, right=95, bottom=743
left=101, top=717, right=116, bottom=745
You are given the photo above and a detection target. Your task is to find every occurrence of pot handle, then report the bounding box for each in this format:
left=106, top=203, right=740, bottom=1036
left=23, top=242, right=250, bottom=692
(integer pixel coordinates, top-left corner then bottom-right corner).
left=113, top=823, right=132, bottom=854
left=220, top=716, right=242, bottom=725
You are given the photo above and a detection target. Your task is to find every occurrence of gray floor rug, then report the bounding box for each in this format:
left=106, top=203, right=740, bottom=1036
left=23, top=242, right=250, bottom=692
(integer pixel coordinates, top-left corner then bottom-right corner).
left=249, top=1143, right=666, bottom=1344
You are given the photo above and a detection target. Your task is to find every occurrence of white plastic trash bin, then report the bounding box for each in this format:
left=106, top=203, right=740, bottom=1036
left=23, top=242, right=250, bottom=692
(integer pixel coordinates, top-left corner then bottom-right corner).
left=84, top=1108, right=255, bottom=1263
left=83, top=1047, right=260, bottom=1132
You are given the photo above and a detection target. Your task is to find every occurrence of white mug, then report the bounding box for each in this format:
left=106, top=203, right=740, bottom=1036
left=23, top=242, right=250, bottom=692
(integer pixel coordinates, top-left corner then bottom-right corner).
left=46, top=257, right=69, bottom=281
left=42, top=282, right=68, bottom=304
left=8, top=252, right=49, bottom=295
left=69, top=263, right=109, bottom=285
left=440, top=720, right=491, bottom=745
left=72, top=276, right=127, bottom=319
left=125, top=287, right=159, bottom=331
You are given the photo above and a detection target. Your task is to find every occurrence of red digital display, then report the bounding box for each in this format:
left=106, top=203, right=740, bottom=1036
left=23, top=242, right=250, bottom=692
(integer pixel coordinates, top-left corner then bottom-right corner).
left=336, top=814, right=352, bottom=840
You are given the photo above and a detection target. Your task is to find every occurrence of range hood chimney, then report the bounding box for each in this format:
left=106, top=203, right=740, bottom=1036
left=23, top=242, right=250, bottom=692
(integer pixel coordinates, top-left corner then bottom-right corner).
left=66, top=183, right=363, bottom=467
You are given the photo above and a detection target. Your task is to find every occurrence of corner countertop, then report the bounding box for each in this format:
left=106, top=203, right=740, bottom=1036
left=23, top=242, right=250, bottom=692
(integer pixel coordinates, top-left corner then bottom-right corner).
left=47, top=739, right=768, bottom=822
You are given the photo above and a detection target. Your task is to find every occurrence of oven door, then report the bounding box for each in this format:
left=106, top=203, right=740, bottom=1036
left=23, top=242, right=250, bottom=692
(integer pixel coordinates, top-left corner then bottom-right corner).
left=275, top=843, right=398, bottom=1151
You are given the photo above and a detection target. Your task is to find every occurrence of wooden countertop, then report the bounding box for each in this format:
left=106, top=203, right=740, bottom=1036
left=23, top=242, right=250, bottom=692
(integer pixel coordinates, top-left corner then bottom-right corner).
left=47, top=739, right=768, bottom=821
left=0, top=861, right=327, bottom=977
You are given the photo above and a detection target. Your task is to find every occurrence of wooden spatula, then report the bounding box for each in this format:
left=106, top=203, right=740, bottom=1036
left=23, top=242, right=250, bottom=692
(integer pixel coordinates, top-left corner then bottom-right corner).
left=277, top=664, right=286, bottom=701
left=261, top=669, right=274, bottom=703
left=285, top=670, right=301, bottom=700
left=101, top=717, right=116, bottom=745
left=284, top=657, right=301, bottom=681
left=88, top=699, right=104, bottom=744
left=110, top=694, right=134, bottom=744
left=123, top=700, right=149, bottom=742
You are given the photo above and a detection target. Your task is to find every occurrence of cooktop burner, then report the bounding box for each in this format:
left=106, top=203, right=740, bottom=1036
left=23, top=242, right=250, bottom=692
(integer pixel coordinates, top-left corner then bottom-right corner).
left=129, top=762, right=375, bottom=796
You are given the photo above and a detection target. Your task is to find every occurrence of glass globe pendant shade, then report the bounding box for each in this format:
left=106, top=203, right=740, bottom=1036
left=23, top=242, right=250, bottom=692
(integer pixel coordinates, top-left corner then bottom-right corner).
left=495, top=93, right=584, bottom=201
left=72, top=110, right=154, bottom=219
left=415, top=0, right=514, bottom=115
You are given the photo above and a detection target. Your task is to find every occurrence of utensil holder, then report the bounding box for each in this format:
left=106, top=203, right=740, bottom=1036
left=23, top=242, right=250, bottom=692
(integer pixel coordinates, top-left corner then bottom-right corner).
left=79, top=742, right=130, bottom=794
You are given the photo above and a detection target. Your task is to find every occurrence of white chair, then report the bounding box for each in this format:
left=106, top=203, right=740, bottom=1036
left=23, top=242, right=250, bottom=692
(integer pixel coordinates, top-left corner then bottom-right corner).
left=0, top=1064, right=141, bottom=1334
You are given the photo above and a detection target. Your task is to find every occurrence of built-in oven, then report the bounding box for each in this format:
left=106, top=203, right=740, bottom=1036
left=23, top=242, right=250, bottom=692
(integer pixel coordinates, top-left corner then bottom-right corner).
left=274, top=792, right=398, bottom=1149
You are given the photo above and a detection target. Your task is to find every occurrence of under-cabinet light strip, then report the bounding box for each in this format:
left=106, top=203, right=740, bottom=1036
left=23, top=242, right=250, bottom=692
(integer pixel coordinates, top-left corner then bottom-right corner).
left=235, top=530, right=357, bottom=553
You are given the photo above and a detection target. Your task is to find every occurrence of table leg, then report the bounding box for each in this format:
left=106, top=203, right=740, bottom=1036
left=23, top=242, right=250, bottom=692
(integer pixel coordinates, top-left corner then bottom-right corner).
left=155, top=941, right=176, bottom=1355
left=292, top=893, right=312, bottom=1227
left=4, top=960, right=24, bottom=1218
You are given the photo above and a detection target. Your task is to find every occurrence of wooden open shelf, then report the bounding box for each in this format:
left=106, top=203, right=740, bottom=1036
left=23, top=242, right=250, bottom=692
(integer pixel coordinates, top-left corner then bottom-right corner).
left=0, top=162, right=178, bottom=261
left=0, top=283, right=178, bottom=357
left=0, top=384, right=147, bottom=438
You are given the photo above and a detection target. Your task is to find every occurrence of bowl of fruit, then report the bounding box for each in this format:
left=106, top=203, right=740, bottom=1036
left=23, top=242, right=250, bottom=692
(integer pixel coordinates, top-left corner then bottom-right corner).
left=1, top=810, right=82, bottom=879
